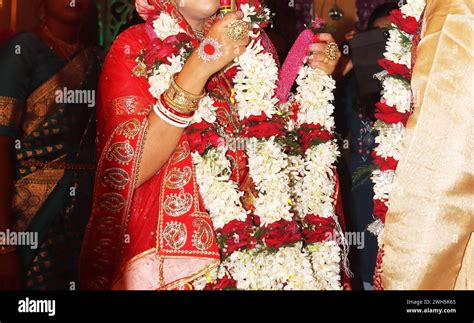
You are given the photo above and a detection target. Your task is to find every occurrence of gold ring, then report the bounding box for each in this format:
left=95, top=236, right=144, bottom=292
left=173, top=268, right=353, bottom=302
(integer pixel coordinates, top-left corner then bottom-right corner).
left=324, top=41, right=339, bottom=61
left=227, top=20, right=249, bottom=42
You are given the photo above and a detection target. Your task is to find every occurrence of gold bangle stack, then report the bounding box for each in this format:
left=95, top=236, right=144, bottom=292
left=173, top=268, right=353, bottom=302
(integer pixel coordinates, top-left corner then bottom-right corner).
left=163, top=74, right=206, bottom=114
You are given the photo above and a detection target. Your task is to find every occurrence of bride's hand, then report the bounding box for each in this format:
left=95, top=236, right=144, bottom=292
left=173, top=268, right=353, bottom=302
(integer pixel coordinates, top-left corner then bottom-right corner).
left=183, top=11, right=250, bottom=80
left=308, top=33, right=341, bottom=76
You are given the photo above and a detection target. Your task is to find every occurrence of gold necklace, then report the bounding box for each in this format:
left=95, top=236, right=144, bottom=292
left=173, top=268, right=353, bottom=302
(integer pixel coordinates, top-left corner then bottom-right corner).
left=192, top=28, right=205, bottom=41
left=42, top=26, right=80, bottom=60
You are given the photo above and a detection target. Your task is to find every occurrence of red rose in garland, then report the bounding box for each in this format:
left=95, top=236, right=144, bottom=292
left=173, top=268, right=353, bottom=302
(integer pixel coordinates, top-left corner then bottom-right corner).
left=388, top=9, right=418, bottom=35
left=144, top=38, right=179, bottom=65
left=375, top=101, right=410, bottom=125
left=371, top=151, right=398, bottom=171
left=373, top=199, right=388, bottom=222
left=302, top=215, right=336, bottom=244
left=378, top=58, right=411, bottom=79
left=260, top=219, right=302, bottom=249
left=298, top=123, right=333, bottom=152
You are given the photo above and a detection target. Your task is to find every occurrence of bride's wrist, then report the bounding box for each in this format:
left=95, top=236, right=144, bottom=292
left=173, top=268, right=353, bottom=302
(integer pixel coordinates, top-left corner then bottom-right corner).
left=178, top=54, right=211, bottom=94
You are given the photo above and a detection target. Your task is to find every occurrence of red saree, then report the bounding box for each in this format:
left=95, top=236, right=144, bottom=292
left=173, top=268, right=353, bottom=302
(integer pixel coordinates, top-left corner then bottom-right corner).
left=80, top=18, right=220, bottom=290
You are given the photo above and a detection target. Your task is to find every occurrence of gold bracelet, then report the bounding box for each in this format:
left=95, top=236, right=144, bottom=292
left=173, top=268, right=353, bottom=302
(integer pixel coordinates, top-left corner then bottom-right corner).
left=171, top=74, right=206, bottom=102
left=0, top=245, right=16, bottom=256
left=163, top=89, right=198, bottom=115
left=163, top=74, right=205, bottom=113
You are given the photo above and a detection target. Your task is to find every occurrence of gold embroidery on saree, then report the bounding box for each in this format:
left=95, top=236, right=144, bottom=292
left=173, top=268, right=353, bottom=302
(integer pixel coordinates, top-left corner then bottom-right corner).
left=163, top=191, right=193, bottom=217
left=81, top=105, right=149, bottom=290
left=117, top=118, right=141, bottom=139
left=0, top=96, right=23, bottom=130
left=106, top=141, right=134, bottom=165
left=97, top=192, right=127, bottom=213
left=12, top=168, right=64, bottom=232
left=163, top=221, right=187, bottom=250
left=102, top=168, right=131, bottom=189
left=169, top=141, right=190, bottom=165
left=156, top=153, right=220, bottom=258
left=192, top=218, right=214, bottom=251
left=165, top=166, right=192, bottom=189
left=111, top=96, right=151, bottom=115
left=23, top=50, right=92, bottom=137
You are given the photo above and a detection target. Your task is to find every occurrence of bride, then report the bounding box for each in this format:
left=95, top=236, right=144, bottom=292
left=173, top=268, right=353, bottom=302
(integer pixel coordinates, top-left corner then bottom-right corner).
left=80, top=0, right=341, bottom=290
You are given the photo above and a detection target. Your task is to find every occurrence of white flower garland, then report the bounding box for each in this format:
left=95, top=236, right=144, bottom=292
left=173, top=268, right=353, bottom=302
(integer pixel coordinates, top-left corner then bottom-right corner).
left=152, top=12, right=185, bottom=39
left=384, top=28, right=412, bottom=68
left=232, top=38, right=293, bottom=228
left=308, top=240, right=342, bottom=290
left=374, top=121, right=406, bottom=160
left=372, top=169, right=396, bottom=202
left=293, top=66, right=340, bottom=220
left=292, top=59, right=344, bottom=290
left=295, top=66, right=336, bottom=130
left=192, top=148, right=248, bottom=230
left=223, top=243, right=318, bottom=290
left=295, top=141, right=339, bottom=218
left=240, top=3, right=272, bottom=38
left=246, top=137, right=293, bottom=226
left=371, top=0, right=426, bottom=241
left=400, top=0, right=425, bottom=19
left=146, top=9, right=344, bottom=290
left=233, top=39, right=279, bottom=120
left=148, top=54, right=184, bottom=99
left=192, top=95, right=217, bottom=124
left=381, top=77, right=411, bottom=113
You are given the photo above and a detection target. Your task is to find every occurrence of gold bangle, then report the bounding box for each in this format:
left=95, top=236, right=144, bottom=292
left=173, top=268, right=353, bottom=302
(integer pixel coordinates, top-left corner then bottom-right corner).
left=163, top=89, right=198, bottom=114
left=167, top=74, right=205, bottom=108
left=0, top=245, right=16, bottom=256
left=171, top=74, right=206, bottom=100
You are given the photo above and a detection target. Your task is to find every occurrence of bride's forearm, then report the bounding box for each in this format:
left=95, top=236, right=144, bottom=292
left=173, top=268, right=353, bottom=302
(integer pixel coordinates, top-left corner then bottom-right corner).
left=176, top=52, right=210, bottom=95
left=136, top=113, right=184, bottom=187
left=136, top=60, right=209, bottom=187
